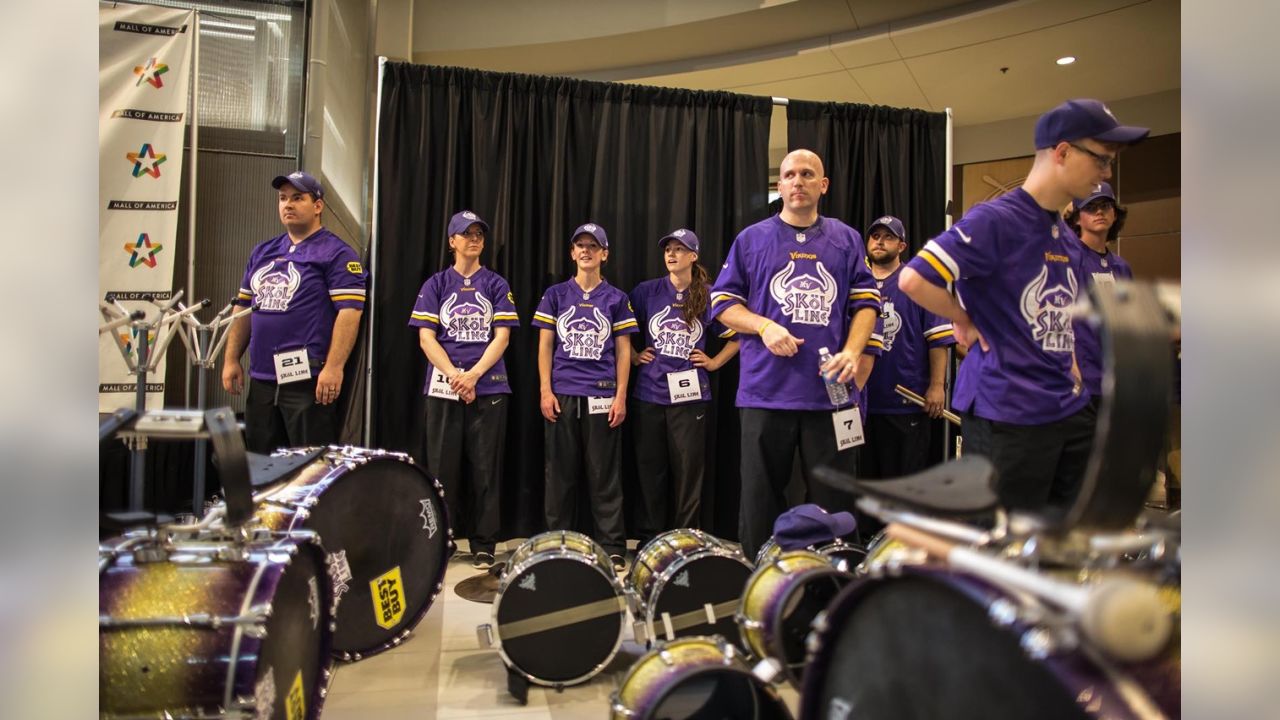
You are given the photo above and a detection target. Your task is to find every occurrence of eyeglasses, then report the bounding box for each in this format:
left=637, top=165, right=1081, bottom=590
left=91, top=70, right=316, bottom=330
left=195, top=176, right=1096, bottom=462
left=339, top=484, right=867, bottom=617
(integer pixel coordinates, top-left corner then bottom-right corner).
left=1068, top=142, right=1117, bottom=170
left=1081, top=200, right=1115, bottom=215
left=459, top=230, right=486, bottom=240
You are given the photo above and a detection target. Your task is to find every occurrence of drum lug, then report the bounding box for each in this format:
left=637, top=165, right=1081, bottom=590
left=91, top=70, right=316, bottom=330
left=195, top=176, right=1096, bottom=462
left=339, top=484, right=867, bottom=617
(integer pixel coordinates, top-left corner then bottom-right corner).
left=631, top=619, right=648, bottom=645
left=477, top=623, right=494, bottom=648
left=751, top=656, right=784, bottom=685
left=988, top=598, right=1019, bottom=627
left=1020, top=626, right=1057, bottom=659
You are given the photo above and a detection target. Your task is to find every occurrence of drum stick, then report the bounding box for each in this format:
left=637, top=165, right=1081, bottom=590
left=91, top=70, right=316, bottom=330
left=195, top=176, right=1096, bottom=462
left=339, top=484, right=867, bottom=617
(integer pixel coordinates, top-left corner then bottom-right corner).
left=894, top=385, right=962, bottom=426
left=885, top=523, right=1171, bottom=662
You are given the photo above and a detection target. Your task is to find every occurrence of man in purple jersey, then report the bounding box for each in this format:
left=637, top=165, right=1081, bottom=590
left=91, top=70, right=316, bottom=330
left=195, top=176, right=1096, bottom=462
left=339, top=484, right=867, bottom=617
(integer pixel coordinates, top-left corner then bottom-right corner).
left=862, top=215, right=957, bottom=479
left=709, top=149, right=882, bottom=558
left=900, top=99, right=1148, bottom=517
left=223, top=171, right=366, bottom=453
left=409, top=210, right=520, bottom=568
left=1064, top=182, right=1135, bottom=405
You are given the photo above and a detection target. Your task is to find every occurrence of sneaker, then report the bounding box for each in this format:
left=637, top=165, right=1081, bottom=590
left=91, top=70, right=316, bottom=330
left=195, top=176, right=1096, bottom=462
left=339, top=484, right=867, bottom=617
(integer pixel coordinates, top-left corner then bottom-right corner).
left=473, top=551, right=496, bottom=570
left=609, top=554, right=627, bottom=573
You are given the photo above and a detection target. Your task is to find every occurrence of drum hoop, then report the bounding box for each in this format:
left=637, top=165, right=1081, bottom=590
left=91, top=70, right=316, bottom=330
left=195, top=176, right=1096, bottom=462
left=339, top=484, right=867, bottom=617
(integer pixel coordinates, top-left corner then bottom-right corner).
left=614, top=637, right=783, bottom=719
left=642, top=547, right=750, bottom=622
left=736, top=553, right=839, bottom=661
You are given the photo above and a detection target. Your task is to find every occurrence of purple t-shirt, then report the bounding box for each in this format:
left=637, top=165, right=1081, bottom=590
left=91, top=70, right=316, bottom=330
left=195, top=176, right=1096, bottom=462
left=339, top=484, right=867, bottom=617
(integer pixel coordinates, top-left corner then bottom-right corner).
left=907, top=188, right=1089, bottom=425
left=532, top=278, right=639, bottom=397
left=408, top=267, right=520, bottom=397
left=629, top=277, right=736, bottom=405
left=1071, top=239, right=1134, bottom=398
left=236, top=227, right=367, bottom=382
left=866, top=265, right=957, bottom=414
left=709, top=215, right=882, bottom=411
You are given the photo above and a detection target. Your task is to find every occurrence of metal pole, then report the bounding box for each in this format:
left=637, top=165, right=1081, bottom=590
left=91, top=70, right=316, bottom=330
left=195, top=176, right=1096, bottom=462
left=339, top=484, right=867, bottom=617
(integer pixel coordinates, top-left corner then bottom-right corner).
left=364, top=56, right=386, bottom=446
left=130, top=323, right=150, bottom=511
left=943, top=106, right=956, bottom=461
left=192, top=324, right=210, bottom=513
left=187, top=10, right=200, bottom=308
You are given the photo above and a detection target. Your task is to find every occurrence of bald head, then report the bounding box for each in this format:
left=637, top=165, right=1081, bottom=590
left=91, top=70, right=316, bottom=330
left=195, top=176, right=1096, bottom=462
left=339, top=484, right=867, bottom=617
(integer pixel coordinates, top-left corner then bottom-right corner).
left=778, top=149, right=829, bottom=223
left=780, top=149, right=825, bottom=177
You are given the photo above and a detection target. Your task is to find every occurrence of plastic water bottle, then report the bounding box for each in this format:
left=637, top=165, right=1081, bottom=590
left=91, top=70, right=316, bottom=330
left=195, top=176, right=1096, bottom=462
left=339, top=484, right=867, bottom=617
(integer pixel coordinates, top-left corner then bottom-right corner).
left=818, top=347, right=850, bottom=406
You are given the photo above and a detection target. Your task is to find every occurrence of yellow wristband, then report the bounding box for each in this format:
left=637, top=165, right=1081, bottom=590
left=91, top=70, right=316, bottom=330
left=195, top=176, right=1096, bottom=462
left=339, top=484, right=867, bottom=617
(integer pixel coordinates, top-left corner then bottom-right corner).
left=758, top=319, right=773, bottom=335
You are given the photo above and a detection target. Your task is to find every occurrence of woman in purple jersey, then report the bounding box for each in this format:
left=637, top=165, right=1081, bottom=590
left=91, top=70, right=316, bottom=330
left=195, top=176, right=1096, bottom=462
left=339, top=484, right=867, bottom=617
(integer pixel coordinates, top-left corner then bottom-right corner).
left=629, top=229, right=739, bottom=544
left=410, top=211, right=520, bottom=570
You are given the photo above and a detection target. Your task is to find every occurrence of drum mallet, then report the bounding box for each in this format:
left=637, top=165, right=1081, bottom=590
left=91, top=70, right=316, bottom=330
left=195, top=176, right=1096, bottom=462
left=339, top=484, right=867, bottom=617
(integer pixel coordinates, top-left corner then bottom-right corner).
left=894, top=385, right=962, bottom=426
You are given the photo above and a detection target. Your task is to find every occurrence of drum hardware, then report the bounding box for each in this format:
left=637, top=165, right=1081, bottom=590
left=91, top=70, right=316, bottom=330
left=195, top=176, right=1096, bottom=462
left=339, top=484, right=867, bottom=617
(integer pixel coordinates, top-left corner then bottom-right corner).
left=893, top=384, right=963, bottom=426
left=628, top=529, right=753, bottom=648
left=854, top=496, right=995, bottom=546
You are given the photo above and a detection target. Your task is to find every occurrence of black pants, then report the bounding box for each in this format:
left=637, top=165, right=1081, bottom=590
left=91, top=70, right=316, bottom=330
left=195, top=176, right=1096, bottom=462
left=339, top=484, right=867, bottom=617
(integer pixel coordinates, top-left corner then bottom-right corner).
left=423, top=394, right=507, bottom=555
left=738, top=408, right=858, bottom=560
left=631, top=399, right=708, bottom=544
left=962, top=404, right=1096, bottom=516
left=245, top=378, right=338, bottom=454
left=544, top=394, right=626, bottom=556
left=862, top=412, right=932, bottom=479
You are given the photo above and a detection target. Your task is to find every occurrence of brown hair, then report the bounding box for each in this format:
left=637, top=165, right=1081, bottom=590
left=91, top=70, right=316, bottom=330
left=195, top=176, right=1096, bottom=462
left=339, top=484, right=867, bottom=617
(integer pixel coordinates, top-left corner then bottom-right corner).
left=683, top=262, right=710, bottom=327
left=1066, top=201, right=1128, bottom=243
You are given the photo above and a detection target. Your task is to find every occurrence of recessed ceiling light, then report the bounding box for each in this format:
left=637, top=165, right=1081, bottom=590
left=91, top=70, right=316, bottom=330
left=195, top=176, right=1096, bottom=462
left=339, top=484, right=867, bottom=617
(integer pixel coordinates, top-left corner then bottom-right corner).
left=1056, top=56, right=1076, bottom=66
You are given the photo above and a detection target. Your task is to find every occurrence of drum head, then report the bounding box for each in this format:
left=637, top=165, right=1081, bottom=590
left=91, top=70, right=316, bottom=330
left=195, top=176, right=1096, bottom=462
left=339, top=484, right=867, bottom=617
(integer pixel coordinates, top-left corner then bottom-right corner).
left=803, top=575, right=1086, bottom=720
left=255, top=542, right=330, bottom=719
left=646, top=666, right=791, bottom=720
left=496, top=557, right=623, bottom=684
left=652, top=555, right=751, bottom=642
left=774, top=571, right=847, bottom=678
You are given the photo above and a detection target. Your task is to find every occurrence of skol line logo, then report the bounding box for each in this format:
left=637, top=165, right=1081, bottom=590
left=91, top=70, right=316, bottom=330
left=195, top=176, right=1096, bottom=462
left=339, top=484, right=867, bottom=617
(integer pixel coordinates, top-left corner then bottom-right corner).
left=133, top=57, right=168, bottom=88
left=124, top=233, right=163, bottom=268
left=370, top=566, right=406, bottom=630
left=126, top=143, right=167, bottom=178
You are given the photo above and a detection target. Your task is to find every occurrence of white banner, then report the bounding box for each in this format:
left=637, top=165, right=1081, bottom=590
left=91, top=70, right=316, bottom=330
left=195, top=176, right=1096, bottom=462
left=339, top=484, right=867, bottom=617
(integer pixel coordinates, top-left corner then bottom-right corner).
left=98, top=5, right=195, bottom=411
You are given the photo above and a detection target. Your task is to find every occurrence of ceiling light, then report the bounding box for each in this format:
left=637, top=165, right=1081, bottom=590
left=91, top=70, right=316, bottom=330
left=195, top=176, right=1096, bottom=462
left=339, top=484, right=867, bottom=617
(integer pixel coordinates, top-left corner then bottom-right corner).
left=1056, top=56, right=1076, bottom=66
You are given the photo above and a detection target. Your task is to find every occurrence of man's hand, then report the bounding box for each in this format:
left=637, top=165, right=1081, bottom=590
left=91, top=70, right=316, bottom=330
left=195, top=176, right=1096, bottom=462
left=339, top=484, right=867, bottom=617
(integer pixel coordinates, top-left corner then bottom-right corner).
left=634, top=347, right=656, bottom=365
left=222, top=361, right=244, bottom=395
left=540, top=390, right=560, bottom=422
left=316, top=365, right=343, bottom=405
left=761, top=321, right=804, bottom=357
left=953, top=315, right=989, bottom=352
left=924, top=382, right=946, bottom=418
left=608, top=395, right=626, bottom=428
left=820, top=350, right=860, bottom=385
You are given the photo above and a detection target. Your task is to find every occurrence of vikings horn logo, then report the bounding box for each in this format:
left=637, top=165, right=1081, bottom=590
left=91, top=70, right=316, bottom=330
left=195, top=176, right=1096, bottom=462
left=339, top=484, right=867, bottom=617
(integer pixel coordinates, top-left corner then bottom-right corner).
left=439, top=291, right=493, bottom=343
left=1020, top=265, right=1078, bottom=352
left=250, top=261, right=302, bottom=312
left=557, top=305, right=610, bottom=360
left=769, top=260, right=837, bottom=325
left=649, top=305, right=702, bottom=360
left=881, top=301, right=902, bottom=351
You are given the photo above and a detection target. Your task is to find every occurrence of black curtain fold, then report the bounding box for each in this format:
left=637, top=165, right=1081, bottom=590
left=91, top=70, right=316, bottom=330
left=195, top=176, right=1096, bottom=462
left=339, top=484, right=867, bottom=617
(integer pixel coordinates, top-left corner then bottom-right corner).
left=786, top=101, right=947, bottom=254
left=372, top=63, right=772, bottom=540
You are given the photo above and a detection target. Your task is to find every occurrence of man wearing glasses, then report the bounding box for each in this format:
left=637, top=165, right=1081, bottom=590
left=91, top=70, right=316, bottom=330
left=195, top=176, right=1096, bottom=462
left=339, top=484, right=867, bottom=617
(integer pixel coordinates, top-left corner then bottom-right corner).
left=899, top=99, right=1148, bottom=517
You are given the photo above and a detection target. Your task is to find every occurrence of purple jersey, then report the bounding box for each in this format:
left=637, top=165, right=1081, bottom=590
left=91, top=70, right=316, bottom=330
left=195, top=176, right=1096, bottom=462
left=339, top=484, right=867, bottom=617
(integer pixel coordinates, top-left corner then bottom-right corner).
left=408, top=267, right=520, bottom=396
left=1071, top=240, right=1134, bottom=398
left=629, top=277, right=736, bottom=405
left=235, top=228, right=366, bottom=382
left=866, top=265, right=957, bottom=414
left=709, top=215, right=881, bottom=411
left=532, top=278, right=639, bottom=397
left=908, top=188, right=1089, bottom=425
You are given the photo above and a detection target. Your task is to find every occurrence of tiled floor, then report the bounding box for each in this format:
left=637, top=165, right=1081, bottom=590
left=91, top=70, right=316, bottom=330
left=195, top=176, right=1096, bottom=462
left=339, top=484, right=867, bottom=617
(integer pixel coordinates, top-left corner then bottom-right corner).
left=322, top=540, right=799, bottom=719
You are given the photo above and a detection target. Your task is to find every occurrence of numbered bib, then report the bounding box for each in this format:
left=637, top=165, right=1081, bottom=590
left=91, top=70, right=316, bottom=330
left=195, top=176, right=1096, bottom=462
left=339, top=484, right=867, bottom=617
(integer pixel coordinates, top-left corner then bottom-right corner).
left=273, top=348, right=311, bottom=384
left=427, top=368, right=460, bottom=401
left=833, top=407, right=865, bottom=451
left=587, top=396, right=613, bottom=415
left=666, top=369, right=702, bottom=404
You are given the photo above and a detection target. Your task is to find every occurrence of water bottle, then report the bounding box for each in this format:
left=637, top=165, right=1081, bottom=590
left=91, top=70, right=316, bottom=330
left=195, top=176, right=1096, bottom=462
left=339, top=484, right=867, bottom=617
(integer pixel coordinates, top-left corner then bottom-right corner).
left=818, top=347, right=850, bottom=406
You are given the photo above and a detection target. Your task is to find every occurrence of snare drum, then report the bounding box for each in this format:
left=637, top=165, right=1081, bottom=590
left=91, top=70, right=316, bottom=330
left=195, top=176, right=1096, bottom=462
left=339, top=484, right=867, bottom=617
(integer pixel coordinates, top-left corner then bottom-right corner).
left=799, top=565, right=1180, bottom=720
left=610, top=635, right=793, bottom=720
left=99, top=530, right=332, bottom=719
left=737, top=550, right=851, bottom=685
left=629, top=529, right=753, bottom=645
left=756, top=536, right=867, bottom=574
left=485, top=530, right=627, bottom=687
left=249, top=446, right=453, bottom=660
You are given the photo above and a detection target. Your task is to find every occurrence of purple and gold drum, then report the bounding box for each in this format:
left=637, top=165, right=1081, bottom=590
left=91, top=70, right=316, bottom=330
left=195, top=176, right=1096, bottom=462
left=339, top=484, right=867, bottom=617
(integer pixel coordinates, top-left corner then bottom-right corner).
left=610, top=635, right=793, bottom=720
left=736, top=550, right=851, bottom=685
left=99, top=530, right=332, bottom=719
left=250, top=446, right=453, bottom=660
left=628, top=529, right=752, bottom=646
left=756, top=537, right=868, bottom=574
left=799, top=564, right=1181, bottom=720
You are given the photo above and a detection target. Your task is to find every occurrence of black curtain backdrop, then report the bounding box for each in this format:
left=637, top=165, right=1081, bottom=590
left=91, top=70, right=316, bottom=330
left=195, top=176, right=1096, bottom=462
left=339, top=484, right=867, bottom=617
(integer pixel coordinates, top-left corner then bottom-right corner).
left=786, top=101, right=947, bottom=255
left=372, top=63, right=772, bottom=541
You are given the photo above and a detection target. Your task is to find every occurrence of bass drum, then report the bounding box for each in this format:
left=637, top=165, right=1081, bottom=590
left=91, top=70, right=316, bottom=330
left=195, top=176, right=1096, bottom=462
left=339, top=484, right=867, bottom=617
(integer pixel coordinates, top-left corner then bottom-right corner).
left=99, top=530, right=332, bottom=720
left=629, top=529, right=752, bottom=646
left=251, top=446, right=453, bottom=660
left=611, top=636, right=793, bottom=720
left=799, top=565, right=1181, bottom=720
left=491, top=530, right=627, bottom=687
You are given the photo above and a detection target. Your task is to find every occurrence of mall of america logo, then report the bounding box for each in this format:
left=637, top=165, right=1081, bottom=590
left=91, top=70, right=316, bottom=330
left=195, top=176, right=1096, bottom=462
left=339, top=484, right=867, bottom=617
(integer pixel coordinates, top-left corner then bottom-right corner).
left=133, top=57, right=168, bottom=88
left=124, top=233, right=163, bottom=268
left=126, top=143, right=166, bottom=178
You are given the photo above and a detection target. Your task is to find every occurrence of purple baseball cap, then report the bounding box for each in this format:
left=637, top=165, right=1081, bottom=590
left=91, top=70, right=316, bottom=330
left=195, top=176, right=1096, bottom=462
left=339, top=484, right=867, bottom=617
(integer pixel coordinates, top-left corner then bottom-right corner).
left=1073, top=182, right=1117, bottom=211
left=447, top=210, right=490, bottom=238
left=1034, top=99, right=1150, bottom=150
left=867, top=215, right=906, bottom=241
left=772, top=503, right=857, bottom=550
left=659, top=228, right=699, bottom=253
left=271, top=170, right=324, bottom=199
left=571, top=222, right=608, bottom=249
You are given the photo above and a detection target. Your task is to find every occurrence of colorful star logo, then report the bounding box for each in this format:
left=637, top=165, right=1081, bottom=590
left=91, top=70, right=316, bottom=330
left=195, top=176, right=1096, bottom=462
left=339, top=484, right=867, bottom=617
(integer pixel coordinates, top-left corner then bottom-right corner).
left=133, top=58, right=168, bottom=89
left=126, top=143, right=166, bottom=178
left=118, top=327, right=158, bottom=361
left=124, top=233, right=163, bottom=268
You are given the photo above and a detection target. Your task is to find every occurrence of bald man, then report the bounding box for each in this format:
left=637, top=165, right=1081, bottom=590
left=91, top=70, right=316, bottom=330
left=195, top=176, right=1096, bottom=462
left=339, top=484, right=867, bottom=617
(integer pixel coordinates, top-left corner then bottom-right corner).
left=709, top=149, right=882, bottom=557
